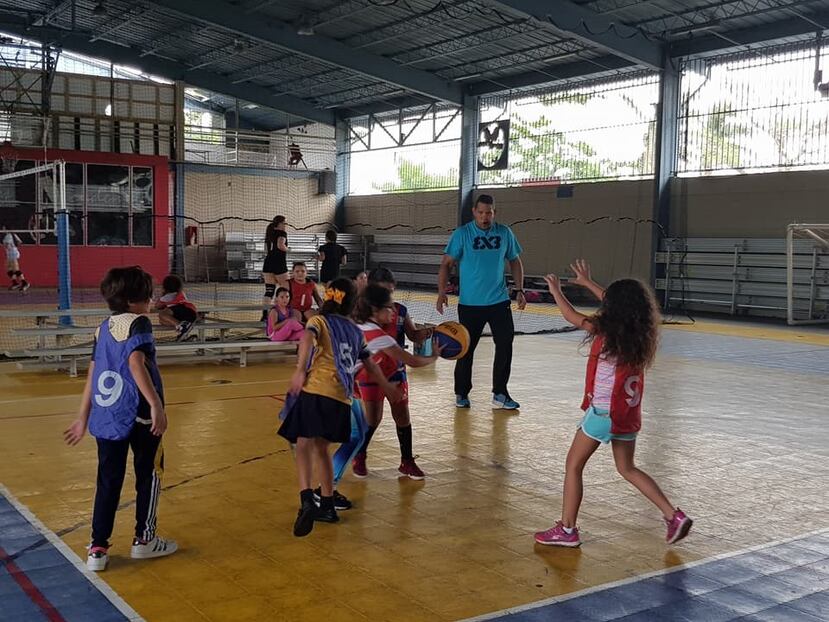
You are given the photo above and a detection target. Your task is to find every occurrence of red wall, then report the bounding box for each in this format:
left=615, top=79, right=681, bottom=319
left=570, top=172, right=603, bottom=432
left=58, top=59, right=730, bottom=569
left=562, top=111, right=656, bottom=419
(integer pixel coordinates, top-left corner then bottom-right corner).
left=7, top=147, right=169, bottom=288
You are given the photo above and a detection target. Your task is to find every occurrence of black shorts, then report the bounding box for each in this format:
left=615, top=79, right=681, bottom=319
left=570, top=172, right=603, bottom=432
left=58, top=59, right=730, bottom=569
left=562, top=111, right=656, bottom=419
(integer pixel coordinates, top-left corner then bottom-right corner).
left=320, top=265, right=339, bottom=283
left=278, top=391, right=351, bottom=443
left=169, top=305, right=197, bottom=323
left=263, top=252, right=287, bottom=275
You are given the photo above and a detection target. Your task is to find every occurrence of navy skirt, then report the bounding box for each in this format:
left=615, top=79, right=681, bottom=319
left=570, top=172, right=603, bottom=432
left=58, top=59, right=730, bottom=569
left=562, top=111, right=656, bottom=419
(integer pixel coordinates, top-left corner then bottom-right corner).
left=278, top=391, right=351, bottom=443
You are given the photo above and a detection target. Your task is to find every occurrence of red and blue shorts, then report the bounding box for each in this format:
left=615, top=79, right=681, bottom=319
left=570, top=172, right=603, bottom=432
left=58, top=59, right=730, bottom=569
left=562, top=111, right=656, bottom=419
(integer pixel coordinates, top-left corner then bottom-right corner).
left=356, top=370, right=408, bottom=405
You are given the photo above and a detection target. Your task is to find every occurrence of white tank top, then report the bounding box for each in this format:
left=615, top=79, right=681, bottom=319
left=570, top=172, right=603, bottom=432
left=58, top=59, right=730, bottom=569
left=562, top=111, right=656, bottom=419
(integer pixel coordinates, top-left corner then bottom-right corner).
left=591, top=357, right=617, bottom=410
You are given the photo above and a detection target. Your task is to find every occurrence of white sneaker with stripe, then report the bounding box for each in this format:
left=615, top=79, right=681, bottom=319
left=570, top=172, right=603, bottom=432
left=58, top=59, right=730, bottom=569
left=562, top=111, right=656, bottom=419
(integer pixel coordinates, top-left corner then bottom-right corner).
left=130, top=535, right=178, bottom=559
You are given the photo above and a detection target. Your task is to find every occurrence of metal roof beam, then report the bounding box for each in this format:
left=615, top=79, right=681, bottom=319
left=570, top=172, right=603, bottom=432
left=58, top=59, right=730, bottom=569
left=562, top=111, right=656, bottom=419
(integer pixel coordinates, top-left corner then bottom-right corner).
left=146, top=0, right=463, bottom=105
left=467, top=54, right=637, bottom=94
left=669, top=9, right=829, bottom=57
left=0, top=15, right=335, bottom=126
left=489, top=0, right=663, bottom=69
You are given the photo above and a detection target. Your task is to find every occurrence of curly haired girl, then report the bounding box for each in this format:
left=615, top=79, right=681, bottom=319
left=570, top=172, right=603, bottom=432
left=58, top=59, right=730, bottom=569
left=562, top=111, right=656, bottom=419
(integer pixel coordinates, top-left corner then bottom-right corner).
left=535, top=260, right=692, bottom=547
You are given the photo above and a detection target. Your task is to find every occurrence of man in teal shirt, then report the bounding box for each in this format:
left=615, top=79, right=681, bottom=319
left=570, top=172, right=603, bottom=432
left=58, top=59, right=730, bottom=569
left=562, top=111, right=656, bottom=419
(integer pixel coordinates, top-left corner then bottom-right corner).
left=437, top=194, right=526, bottom=409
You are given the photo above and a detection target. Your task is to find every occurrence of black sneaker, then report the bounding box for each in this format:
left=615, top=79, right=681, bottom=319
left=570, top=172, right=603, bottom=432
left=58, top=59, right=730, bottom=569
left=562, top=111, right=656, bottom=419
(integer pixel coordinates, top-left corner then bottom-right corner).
left=312, top=487, right=352, bottom=511
left=293, top=499, right=317, bottom=537
left=314, top=506, right=340, bottom=523
left=176, top=321, right=194, bottom=342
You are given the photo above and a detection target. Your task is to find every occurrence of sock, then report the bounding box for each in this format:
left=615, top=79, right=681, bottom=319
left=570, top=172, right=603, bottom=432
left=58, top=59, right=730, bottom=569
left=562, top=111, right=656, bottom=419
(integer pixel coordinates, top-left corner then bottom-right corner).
left=299, top=488, right=314, bottom=505
left=320, top=496, right=334, bottom=511
left=563, top=526, right=574, bottom=534
left=396, top=424, right=413, bottom=460
left=359, top=425, right=377, bottom=455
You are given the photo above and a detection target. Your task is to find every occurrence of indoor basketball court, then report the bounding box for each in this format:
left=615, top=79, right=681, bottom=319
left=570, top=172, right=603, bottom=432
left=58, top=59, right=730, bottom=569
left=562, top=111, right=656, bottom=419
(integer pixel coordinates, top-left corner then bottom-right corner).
left=1, top=2, right=828, bottom=622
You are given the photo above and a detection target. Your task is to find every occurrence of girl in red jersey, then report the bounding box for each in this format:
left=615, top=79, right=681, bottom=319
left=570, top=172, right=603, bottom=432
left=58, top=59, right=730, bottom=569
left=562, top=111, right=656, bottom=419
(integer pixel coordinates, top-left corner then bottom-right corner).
left=155, top=275, right=197, bottom=341
left=288, top=261, right=322, bottom=322
left=534, top=260, right=692, bottom=547
left=349, top=283, right=438, bottom=480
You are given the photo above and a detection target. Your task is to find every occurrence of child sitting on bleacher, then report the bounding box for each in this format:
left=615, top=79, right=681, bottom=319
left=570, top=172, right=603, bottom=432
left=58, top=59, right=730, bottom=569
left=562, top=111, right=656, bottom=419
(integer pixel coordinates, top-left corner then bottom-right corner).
left=288, top=261, right=322, bottom=322
left=267, top=287, right=305, bottom=342
left=155, top=275, right=197, bottom=342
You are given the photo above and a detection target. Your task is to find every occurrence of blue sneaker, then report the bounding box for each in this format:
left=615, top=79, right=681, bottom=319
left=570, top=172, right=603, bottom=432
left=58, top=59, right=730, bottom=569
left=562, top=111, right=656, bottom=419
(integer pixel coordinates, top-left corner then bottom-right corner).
left=455, top=395, right=470, bottom=408
left=492, top=394, right=520, bottom=410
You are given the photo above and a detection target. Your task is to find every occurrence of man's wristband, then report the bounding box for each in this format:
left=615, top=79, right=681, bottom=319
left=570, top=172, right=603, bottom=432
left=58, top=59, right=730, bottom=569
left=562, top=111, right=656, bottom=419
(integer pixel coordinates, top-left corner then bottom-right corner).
left=512, top=288, right=524, bottom=294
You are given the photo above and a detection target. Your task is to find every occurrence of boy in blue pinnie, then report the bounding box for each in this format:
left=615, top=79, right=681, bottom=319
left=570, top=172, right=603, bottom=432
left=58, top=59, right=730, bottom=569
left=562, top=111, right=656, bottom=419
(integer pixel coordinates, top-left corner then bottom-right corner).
left=64, top=266, right=177, bottom=571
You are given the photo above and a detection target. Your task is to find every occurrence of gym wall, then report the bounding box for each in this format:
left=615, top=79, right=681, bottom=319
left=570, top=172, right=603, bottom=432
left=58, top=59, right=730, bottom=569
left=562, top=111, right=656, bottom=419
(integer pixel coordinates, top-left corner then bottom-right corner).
left=181, top=168, right=335, bottom=281
left=671, top=169, right=829, bottom=238
left=344, top=190, right=457, bottom=233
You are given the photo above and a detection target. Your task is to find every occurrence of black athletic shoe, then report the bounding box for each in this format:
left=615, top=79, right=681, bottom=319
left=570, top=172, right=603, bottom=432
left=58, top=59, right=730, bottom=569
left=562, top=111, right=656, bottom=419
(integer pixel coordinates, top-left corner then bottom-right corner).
left=293, top=499, right=317, bottom=537
left=176, top=321, right=194, bottom=342
left=314, top=506, right=340, bottom=524
left=312, top=487, right=353, bottom=511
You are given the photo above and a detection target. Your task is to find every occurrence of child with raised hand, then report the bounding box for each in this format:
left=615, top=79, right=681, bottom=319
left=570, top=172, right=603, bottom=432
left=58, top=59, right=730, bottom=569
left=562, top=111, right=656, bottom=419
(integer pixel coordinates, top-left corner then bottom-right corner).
left=278, top=278, right=400, bottom=537
left=535, top=259, right=692, bottom=547
left=266, top=287, right=305, bottom=342
left=64, top=266, right=176, bottom=571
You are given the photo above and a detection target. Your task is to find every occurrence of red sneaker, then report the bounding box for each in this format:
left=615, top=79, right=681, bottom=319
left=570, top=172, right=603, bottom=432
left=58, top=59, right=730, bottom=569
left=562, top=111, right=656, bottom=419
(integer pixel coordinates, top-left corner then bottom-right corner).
left=352, top=452, right=368, bottom=478
left=534, top=522, right=581, bottom=547
left=666, top=508, right=693, bottom=544
left=398, top=457, right=425, bottom=480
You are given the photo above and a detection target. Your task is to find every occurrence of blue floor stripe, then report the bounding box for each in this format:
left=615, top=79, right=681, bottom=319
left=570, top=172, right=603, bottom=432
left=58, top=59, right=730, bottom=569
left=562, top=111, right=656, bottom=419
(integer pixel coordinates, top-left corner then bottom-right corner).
left=0, top=493, right=131, bottom=622
left=486, top=531, right=829, bottom=621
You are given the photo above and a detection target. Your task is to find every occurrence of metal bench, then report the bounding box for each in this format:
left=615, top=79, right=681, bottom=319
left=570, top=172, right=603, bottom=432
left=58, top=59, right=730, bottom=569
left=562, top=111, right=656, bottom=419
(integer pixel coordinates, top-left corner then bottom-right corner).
left=6, top=339, right=296, bottom=377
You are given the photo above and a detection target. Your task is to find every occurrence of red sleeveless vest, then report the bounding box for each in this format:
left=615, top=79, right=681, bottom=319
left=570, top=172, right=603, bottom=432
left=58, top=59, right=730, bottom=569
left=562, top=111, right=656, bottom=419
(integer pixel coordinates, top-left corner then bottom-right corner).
left=581, top=335, right=644, bottom=435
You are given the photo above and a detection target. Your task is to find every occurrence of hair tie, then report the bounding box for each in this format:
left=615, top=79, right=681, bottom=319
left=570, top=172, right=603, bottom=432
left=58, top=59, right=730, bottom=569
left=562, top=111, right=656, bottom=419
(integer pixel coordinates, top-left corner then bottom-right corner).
left=324, top=288, right=345, bottom=304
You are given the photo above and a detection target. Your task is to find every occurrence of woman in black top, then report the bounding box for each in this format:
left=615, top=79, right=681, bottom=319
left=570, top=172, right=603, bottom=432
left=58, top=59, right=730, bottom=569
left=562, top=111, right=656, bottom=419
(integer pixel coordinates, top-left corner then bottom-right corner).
left=261, top=215, right=290, bottom=317
left=317, top=229, right=348, bottom=284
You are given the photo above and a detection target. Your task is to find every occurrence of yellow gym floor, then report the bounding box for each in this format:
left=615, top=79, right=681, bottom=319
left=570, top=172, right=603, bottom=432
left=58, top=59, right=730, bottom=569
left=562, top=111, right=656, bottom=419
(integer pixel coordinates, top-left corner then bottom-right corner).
left=1, top=315, right=827, bottom=621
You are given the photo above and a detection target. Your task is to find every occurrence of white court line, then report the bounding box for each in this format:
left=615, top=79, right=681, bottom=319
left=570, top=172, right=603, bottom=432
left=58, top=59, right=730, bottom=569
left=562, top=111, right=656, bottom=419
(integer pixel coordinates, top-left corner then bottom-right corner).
left=0, top=483, right=144, bottom=622
left=461, top=525, right=829, bottom=621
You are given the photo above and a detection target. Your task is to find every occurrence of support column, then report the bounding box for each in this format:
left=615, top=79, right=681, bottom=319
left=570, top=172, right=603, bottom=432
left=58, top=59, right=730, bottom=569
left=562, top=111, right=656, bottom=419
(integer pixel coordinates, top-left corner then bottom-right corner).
left=173, top=162, right=185, bottom=277
left=335, top=115, right=351, bottom=230
left=56, top=161, right=72, bottom=326
left=652, top=55, right=680, bottom=287
left=173, top=80, right=186, bottom=161
left=458, top=94, right=479, bottom=226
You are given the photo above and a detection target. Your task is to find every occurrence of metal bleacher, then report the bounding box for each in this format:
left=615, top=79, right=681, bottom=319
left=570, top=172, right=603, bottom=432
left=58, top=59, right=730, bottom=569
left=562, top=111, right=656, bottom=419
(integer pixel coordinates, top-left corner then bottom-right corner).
left=366, top=233, right=549, bottom=294
left=656, top=237, right=829, bottom=320
left=224, top=232, right=366, bottom=282
left=368, top=234, right=447, bottom=288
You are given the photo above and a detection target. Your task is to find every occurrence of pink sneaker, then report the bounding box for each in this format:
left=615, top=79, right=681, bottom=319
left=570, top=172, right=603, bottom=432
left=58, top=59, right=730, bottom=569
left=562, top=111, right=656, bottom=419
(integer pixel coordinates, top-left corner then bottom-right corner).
left=534, top=521, right=581, bottom=547
left=666, top=508, right=693, bottom=544
left=352, top=452, right=367, bottom=478
left=398, top=457, right=425, bottom=480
